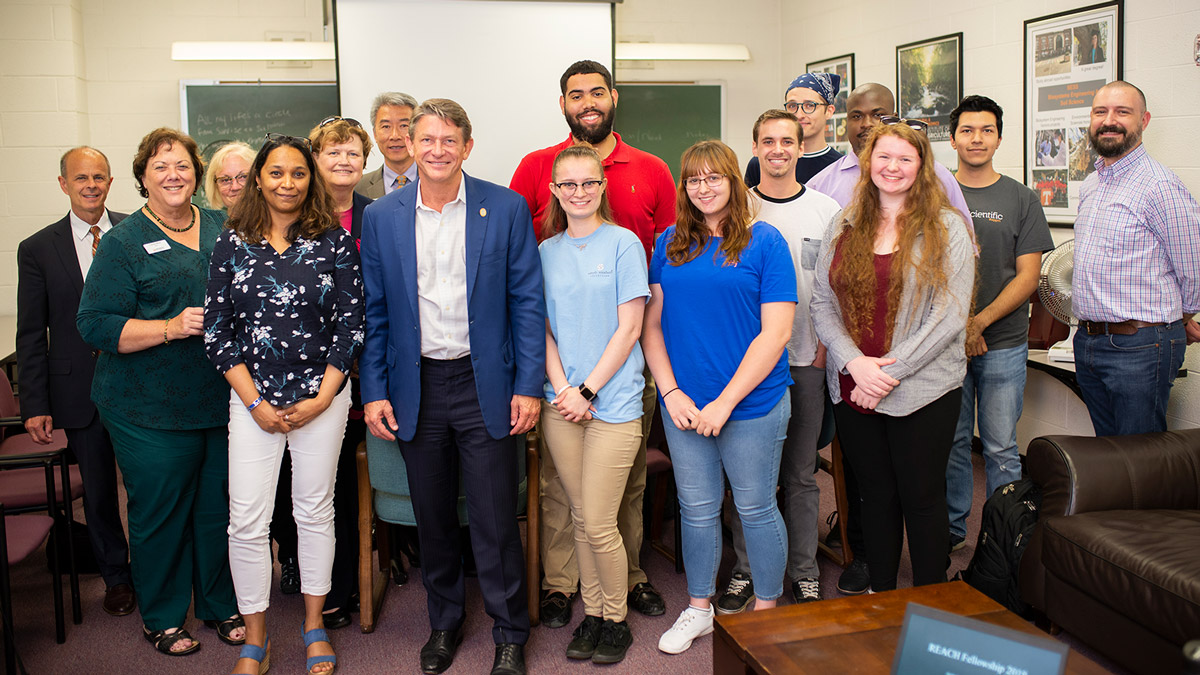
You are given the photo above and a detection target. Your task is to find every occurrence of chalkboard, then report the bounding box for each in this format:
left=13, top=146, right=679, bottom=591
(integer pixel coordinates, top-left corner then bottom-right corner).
left=180, top=80, right=339, bottom=156
left=614, top=83, right=723, bottom=179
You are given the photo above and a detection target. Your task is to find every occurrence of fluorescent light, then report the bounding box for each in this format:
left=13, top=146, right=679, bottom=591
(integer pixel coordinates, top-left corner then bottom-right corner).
left=615, top=42, right=750, bottom=61
left=171, top=41, right=336, bottom=61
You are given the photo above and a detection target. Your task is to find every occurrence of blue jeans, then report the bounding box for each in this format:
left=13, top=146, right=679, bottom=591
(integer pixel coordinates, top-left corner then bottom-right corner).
left=946, top=344, right=1027, bottom=539
left=1074, top=322, right=1187, bottom=437
left=664, top=391, right=790, bottom=601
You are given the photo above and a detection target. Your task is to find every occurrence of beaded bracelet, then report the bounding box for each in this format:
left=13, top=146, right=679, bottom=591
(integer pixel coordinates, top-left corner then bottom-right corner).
left=246, top=395, right=265, bottom=412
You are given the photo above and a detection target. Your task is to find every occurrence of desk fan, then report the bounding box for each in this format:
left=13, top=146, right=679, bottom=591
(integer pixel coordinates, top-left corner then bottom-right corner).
left=1037, top=240, right=1076, bottom=362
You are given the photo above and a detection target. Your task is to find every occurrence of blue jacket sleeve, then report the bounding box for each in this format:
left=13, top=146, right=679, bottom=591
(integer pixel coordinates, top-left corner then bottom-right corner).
left=358, top=202, right=391, bottom=404
left=506, top=197, right=546, bottom=398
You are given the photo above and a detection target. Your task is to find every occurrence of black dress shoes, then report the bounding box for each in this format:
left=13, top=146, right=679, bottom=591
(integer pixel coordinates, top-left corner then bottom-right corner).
left=103, top=583, right=136, bottom=616
left=420, top=628, right=464, bottom=674
left=628, top=581, right=666, bottom=616
left=491, top=643, right=525, bottom=675
left=322, top=606, right=352, bottom=630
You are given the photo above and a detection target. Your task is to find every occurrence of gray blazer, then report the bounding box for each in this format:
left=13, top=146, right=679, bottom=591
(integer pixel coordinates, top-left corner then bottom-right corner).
left=811, top=208, right=974, bottom=416
left=356, top=167, right=385, bottom=200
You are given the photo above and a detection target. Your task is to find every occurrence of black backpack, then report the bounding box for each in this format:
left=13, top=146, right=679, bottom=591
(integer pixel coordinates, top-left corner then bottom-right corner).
left=961, top=478, right=1042, bottom=616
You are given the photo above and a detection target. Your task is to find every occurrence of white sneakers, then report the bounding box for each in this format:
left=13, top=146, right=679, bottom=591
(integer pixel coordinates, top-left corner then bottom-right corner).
left=657, top=605, right=714, bottom=654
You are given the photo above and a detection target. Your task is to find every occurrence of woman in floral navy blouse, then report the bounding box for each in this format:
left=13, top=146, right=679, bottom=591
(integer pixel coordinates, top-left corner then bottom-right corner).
left=204, top=133, right=363, bottom=675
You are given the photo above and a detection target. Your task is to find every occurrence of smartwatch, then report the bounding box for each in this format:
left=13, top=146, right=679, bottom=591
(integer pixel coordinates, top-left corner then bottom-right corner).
left=578, top=383, right=598, bottom=402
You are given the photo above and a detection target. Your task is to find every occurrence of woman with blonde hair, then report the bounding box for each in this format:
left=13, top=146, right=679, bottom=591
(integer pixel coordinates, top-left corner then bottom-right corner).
left=203, top=141, right=256, bottom=210
left=540, top=145, right=648, bottom=664
left=643, top=140, right=796, bottom=655
left=811, top=120, right=974, bottom=592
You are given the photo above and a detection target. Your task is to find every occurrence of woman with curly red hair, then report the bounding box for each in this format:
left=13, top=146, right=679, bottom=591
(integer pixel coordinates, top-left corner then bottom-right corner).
left=811, top=121, right=975, bottom=592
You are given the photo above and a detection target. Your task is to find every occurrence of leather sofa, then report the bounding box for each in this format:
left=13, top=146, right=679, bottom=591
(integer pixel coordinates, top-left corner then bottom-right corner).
left=1020, top=430, right=1200, bottom=675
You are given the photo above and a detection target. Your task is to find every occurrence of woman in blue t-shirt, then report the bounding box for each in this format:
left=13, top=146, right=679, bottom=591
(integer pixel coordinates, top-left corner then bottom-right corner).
left=539, top=146, right=649, bottom=665
left=643, top=140, right=798, bottom=655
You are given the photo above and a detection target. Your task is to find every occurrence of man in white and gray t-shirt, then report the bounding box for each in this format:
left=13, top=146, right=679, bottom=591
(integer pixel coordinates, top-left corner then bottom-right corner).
left=717, top=109, right=841, bottom=612
left=945, top=95, right=1053, bottom=550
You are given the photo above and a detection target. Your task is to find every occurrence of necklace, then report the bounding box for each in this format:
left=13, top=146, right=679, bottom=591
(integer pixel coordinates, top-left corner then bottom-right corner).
left=145, top=203, right=195, bottom=233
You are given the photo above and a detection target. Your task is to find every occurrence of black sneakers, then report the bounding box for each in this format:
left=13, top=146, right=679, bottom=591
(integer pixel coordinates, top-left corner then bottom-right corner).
left=792, top=577, right=821, bottom=603
left=592, top=620, right=633, bottom=664
left=837, top=558, right=870, bottom=595
left=715, top=572, right=754, bottom=614
left=566, top=615, right=603, bottom=660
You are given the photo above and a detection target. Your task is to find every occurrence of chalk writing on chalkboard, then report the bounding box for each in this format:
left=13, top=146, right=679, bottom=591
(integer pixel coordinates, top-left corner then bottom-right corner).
left=180, top=80, right=339, bottom=155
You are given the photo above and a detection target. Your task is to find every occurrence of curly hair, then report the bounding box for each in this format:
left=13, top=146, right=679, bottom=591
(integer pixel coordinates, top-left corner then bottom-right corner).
left=667, top=140, right=756, bottom=266
left=226, top=134, right=337, bottom=244
left=132, top=128, right=204, bottom=199
left=541, top=145, right=616, bottom=240
left=309, top=118, right=373, bottom=159
left=831, top=123, right=953, bottom=348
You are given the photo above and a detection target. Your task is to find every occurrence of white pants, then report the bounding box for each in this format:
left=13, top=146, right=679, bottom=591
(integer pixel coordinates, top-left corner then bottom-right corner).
left=226, top=386, right=351, bottom=614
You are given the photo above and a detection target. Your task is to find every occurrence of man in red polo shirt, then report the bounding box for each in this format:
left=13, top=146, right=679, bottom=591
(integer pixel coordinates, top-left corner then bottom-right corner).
left=510, top=59, right=676, bottom=629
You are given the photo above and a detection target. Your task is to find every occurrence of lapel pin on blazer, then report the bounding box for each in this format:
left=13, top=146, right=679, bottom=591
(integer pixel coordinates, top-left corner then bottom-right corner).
left=479, top=207, right=487, bottom=217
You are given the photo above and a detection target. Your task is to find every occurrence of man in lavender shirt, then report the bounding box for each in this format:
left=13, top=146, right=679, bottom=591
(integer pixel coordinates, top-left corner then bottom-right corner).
left=805, top=82, right=973, bottom=596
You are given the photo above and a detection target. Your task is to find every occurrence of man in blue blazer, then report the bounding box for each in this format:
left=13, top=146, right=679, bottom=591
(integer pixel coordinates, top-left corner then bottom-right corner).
left=360, top=99, right=543, bottom=675
left=16, top=147, right=134, bottom=616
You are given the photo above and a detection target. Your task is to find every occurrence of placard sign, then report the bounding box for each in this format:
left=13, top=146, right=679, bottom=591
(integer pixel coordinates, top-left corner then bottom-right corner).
left=892, top=603, right=1068, bottom=675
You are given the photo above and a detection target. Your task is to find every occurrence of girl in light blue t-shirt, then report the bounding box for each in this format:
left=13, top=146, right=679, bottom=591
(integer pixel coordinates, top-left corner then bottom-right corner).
left=538, top=145, right=649, bottom=664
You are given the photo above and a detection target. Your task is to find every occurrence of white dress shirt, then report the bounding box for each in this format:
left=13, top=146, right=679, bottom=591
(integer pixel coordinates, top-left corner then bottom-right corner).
left=415, top=178, right=471, bottom=359
left=69, top=209, right=113, bottom=280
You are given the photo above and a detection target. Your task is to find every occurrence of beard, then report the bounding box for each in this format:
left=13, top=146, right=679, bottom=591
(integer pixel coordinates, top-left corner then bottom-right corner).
left=566, top=106, right=616, bottom=145
left=1089, top=124, right=1142, bottom=158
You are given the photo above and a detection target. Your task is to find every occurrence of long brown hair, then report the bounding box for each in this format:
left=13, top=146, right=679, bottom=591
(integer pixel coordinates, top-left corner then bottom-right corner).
left=667, top=140, right=755, bottom=266
left=541, top=145, right=616, bottom=239
left=226, top=135, right=337, bottom=243
left=832, top=123, right=953, bottom=347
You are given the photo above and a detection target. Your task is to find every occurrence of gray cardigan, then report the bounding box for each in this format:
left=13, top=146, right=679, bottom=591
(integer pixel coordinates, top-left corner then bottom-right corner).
left=811, top=208, right=974, bottom=416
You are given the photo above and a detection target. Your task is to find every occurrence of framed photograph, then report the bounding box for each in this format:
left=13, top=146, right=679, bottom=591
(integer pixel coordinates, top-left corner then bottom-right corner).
left=1024, top=1, right=1123, bottom=225
left=806, top=53, right=855, bottom=154
left=896, top=33, right=963, bottom=143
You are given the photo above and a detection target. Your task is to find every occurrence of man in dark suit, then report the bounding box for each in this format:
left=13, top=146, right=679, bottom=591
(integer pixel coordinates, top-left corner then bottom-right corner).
left=360, top=99, right=543, bottom=675
left=16, top=146, right=134, bottom=616
left=355, top=91, right=419, bottom=199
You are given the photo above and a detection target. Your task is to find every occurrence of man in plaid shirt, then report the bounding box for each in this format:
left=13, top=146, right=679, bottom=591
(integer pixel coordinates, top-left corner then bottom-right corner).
left=1072, top=81, right=1200, bottom=436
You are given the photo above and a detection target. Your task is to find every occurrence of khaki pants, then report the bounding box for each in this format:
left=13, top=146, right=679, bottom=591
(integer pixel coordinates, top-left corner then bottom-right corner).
left=540, top=369, right=656, bottom=594
left=540, top=403, right=642, bottom=620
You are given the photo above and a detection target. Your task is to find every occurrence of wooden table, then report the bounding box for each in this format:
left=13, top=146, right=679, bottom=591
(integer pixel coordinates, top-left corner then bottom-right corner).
left=713, top=581, right=1110, bottom=674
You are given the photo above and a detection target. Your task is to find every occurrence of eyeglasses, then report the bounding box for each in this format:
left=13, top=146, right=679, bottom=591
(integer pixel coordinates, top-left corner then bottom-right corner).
left=879, top=116, right=929, bottom=133
left=784, top=100, right=824, bottom=115
left=264, top=132, right=313, bottom=151
left=215, top=173, right=248, bottom=188
left=553, top=179, right=605, bottom=195
left=684, top=174, right=727, bottom=190
left=318, top=116, right=363, bottom=129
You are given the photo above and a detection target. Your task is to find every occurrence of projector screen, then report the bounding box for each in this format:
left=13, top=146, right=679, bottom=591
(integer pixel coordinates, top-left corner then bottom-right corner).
left=335, top=0, right=614, bottom=184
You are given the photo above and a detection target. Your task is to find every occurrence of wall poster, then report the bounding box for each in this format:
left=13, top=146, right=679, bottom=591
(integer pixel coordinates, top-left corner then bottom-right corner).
left=896, top=33, right=963, bottom=143
left=806, top=53, right=855, bottom=155
left=1024, top=1, right=1123, bottom=224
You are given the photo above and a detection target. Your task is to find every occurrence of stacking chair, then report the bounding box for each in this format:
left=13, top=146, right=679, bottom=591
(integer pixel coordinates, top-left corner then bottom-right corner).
left=356, top=433, right=541, bottom=632
left=0, top=446, right=80, bottom=673
left=0, top=373, right=84, bottom=613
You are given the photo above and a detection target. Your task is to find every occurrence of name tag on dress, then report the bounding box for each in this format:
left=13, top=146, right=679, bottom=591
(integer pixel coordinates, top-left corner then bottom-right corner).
left=143, top=240, right=170, bottom=254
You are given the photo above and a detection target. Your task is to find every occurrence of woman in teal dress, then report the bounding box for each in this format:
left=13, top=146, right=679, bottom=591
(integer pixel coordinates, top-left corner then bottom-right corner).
left=77, top=127, right=241, bottom=657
